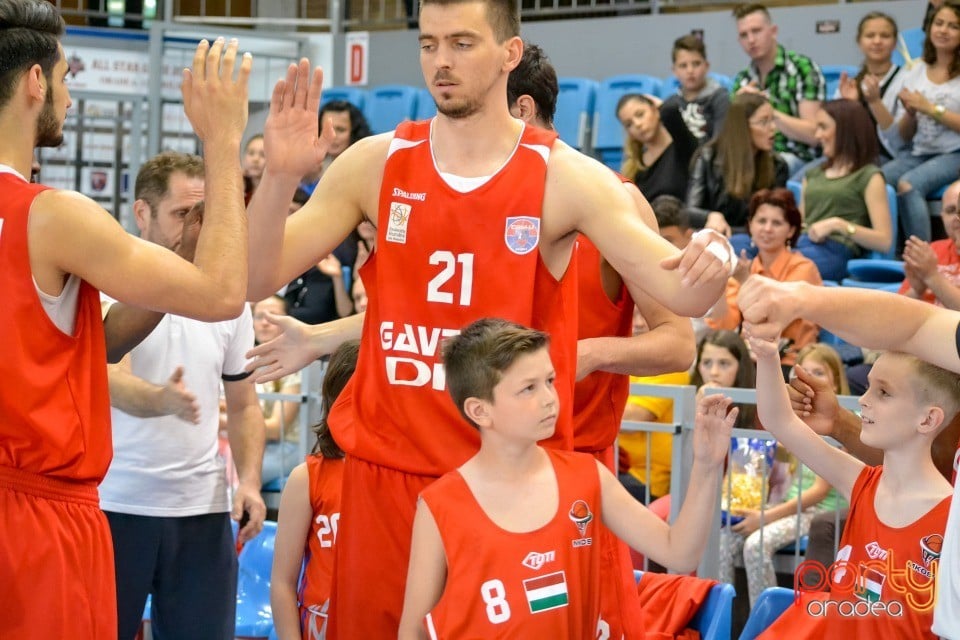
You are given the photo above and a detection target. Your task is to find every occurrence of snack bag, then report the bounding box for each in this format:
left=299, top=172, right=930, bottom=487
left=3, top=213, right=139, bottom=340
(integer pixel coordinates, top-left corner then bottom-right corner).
left=721, top=437, right=777, bottom=524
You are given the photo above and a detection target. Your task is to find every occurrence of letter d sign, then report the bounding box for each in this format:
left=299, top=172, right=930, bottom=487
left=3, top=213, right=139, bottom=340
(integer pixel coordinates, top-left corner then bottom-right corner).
left=345, top=32, right=369, bottom=86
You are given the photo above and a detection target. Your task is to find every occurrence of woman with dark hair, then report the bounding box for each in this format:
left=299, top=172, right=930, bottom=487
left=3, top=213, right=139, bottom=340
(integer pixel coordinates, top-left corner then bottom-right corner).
left=690, top=329, right=757, bottom=430
left=837, top=12, right=907, bottom=162
left=617, top=92, right=699, bottom=200
left=882, top=0, right=960, bottom=242
left=686, top=93, right=788, bottom=241
left=798, top=99, right=893, bottom=281
left=706, top=188, right=822, bottom=368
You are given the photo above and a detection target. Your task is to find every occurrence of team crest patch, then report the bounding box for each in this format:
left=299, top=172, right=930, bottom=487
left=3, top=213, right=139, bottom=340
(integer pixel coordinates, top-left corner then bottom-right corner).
left=569, top=499, right=593, bottom=547
left=386, top=202, right=412, bottom=244
left=504, top=216, right=540, bottom=255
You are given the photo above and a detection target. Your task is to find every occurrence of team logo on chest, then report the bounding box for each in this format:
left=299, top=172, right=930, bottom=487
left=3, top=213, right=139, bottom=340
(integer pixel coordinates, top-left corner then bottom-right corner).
left=569, top=499, right=594, bottom=547
left=504, top=216, right=540, bottom=255
left=386, top=202, right=412, bottom=244
left=522, top=550, right=556, bottom=571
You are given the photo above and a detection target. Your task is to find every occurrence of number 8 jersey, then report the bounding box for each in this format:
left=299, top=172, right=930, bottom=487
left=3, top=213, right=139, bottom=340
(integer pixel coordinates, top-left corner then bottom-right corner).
left=329, top=120, right=579, bottom=476
left=421, top=449, right=603, bottom=638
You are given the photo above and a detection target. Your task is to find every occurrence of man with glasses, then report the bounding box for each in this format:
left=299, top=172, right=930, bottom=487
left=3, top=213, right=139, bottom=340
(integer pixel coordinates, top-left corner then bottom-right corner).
left=899, top=179, right=960, bottom=308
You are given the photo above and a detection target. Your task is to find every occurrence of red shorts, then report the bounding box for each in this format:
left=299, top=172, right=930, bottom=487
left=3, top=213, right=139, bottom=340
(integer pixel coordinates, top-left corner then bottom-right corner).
left=0, top=466, right=117, bottom=639
left=327, top=458, right=436, bottom=640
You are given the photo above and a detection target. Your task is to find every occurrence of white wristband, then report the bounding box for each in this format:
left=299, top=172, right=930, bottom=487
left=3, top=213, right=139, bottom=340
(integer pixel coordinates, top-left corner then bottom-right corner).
left=693, top=229, right=737, bottom=277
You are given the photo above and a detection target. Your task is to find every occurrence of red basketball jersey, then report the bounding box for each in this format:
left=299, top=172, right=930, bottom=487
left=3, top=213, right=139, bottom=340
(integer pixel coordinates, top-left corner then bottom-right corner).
left=329, top=121, right=579, bottom=476
left=760, top=466, right=950, bottom=639
left=572, top=234, right=634, bottom=454
left=298, top=453, right=345, bottom=632
left=422, top=449, right=602, bottom=639
left=0, top=171, right=111, bottom=481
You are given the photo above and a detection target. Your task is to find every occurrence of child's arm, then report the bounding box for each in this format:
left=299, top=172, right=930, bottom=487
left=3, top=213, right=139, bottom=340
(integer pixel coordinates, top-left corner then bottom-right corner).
left=747, top=332, right=865, bottom=501
left=600, top=395, right=736, bottom=572
left=270, top=463, right=312, bottom=640
left=398, top=499, right=448, bottom=640
left=732, top=472, right=832, bottom=536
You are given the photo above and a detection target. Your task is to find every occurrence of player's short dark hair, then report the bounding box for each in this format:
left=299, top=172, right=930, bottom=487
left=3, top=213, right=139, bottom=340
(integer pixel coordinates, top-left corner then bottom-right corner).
left=135, top=151, right=204, bottom=216
left=443, top=318, right=549, bottom=429
left=0, top=0, right=64, bottom=111
left=420, top=0, right=520, bottom=42
left=651, top=195, right=690, bottom=231
left=507, top=42, right=558, bottom=127
left=732, top=3, right=770, bottom=21
left=672, top=34, right=707, bottom=62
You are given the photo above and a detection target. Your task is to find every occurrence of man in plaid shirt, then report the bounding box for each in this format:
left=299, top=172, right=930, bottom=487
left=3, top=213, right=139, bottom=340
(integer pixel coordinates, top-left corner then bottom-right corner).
left=732, top=3, right=825, bottom=176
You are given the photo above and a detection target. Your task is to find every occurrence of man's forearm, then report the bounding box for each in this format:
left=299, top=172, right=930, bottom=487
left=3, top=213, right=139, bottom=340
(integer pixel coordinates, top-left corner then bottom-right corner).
left=246, top=168, right=301, bottom=299
left=227, top=406, right=266, bottom=487
left=108, top=366, right=167, bottom=417
left=103, top=304, right=165, bottom=364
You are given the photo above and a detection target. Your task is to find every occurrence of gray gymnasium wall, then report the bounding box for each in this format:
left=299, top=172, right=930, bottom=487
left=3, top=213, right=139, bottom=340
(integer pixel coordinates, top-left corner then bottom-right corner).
left=362, top=0, right=924, bottom=88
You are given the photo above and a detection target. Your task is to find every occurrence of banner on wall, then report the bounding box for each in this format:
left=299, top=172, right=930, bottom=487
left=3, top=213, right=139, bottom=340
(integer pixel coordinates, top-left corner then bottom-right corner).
left=64, top=46, right=182, bottom=98
left=345, top=32, right=369, bottom=86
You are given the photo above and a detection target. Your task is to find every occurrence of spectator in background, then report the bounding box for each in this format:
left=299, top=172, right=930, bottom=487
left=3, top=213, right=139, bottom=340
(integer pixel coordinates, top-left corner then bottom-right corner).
left=706, top=188, right=821, bottom=370
left=299, top=100, right=372, bottom=196
left=351, top=275, right=368, bottom=314
left=837, top=12, right=907, bottom=163
left=732, top=3, right=825, bottom=177
left=882, top=0, right=960, bottom=242
left=253, top=295, right=302, bottom=486
left=242, top=133, right=265, bottom=199
left=691, top=329, right=757, bottom=430
left=687, top=93, right=788, bottom=243
left=900, top=179, right=960, bottom=307
left=798, top=99, right=892, bottom=281
left=663, top=34, right=730, bottom=143
left=618, top=93, right=699, bottom=201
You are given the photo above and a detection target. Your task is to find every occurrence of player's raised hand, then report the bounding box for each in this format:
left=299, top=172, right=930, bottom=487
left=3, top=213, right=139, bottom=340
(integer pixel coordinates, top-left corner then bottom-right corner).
left=693, top=394, right=738, bottom=466
left=738, top=275, right=803, bottom=342
left=660, top=228, right=731, bottom=289
left=181, top=38, right=252, bottom=144
left=787, top=364, right=840, bottom=437
left=263, top=59, right=337, bottom=178
left=246, top=312, right=318, bottom=383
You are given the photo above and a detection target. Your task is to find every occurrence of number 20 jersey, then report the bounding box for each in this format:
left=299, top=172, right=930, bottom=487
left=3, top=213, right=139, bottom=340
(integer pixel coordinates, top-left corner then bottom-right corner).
left=329, top=121, right=579, bottom=477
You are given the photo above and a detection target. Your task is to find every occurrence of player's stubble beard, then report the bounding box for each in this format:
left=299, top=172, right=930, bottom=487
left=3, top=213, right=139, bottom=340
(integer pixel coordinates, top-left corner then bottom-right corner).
left=35, top=82, right=63, bottom=148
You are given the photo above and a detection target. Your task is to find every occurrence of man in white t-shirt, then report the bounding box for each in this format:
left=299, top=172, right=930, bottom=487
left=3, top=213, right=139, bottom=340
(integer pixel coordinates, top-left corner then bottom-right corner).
left=101, top=152, right=266, bottom=640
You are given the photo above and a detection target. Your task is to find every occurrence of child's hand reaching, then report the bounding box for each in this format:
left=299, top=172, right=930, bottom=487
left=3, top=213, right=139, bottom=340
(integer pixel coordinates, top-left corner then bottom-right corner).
left=745, top=331, right=780, bottom=361
left=693, top=395, right=739, bottom=466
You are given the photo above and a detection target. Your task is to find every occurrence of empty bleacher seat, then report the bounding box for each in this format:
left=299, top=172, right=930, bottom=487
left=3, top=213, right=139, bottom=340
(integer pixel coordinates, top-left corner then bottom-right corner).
left=364, top=84, right=420, bottom=134
left=892, top=28, right=926, bottom=67
left=819, top=65, right=858, bottom=98
left=738, top=587, right=793, bottom=640
left=414, top=87, right=437, bottom=120
left=554, top=77, right=598, bottom=150
left=592, top=74, right=664, bottom=171
left=320, top=86, right=368, bottom=111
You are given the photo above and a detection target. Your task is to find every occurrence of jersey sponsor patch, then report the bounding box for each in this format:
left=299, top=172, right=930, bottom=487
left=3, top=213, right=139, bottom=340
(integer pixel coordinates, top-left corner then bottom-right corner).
left=386, top=202, right=412, bottom=244
left=523, top=571, right=569, bottom=613
left=522, top=550, right=556, bottom=571
left=504, top=216, right=540, bottom=255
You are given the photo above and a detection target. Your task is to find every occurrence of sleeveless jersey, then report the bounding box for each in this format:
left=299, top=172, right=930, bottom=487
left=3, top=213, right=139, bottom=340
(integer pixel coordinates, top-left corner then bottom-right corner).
left=572, top=234, right=634, bottom=454
left=422, top=449, right=602, bottom=638
left=0, top=172, right=110, bottom=481
left=298, top=454, right=344, bottom=640
left=759, top=466, right=950, bottom=639
left=329, top=121, right=579, bottom=476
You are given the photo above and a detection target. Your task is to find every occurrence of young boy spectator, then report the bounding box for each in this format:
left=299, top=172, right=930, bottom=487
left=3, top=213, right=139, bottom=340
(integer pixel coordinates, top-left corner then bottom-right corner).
left=663, top=35, right=730, bottom=143
left=745, top=329, right=958, bottom=638
left=398, top=318, right=735, bottom=638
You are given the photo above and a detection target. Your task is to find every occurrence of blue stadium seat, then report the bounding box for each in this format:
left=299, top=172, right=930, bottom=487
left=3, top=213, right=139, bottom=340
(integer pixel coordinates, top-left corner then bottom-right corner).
left=634, top=571, right=736, bottom=640
left=738, top=587, right=794, bottom=640
left=414, top=87, right=437, bottom=121
left=892, top=28, right=926, bottom=67
left=691, top=582, right=736, bottom=640
left=320, top=86, right=367, bottom=111
left=364, top=84, right=420, bottom=134
left=593, top=75, right=664, bottom=170
left=555, top=77, right=598, bottom=150
left=776, top=535, right=808, bottom=555
left=658, top=72, right=734, bottom=99
left=235, top=521, right=278, bottom=638
left=819, top=65, right=858, bottom=99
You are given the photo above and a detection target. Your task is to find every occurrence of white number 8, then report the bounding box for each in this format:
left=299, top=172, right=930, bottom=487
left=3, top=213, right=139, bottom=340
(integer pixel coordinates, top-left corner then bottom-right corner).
left=480, top=579, right=511, bottom=624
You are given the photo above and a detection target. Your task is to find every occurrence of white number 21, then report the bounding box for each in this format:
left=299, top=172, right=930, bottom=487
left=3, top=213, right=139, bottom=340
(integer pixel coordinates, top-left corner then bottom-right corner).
left=426, top=251, right=474, bottom=305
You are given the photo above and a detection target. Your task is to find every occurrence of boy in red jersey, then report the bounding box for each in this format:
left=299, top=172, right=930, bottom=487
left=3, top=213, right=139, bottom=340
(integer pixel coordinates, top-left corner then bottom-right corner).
left=742, top=324, right=959, bottom=639
left=0, top=2, right=251, bottom=637
left=398, top=318, right=735, bottom=639
left=246, top=1, right=735, bottom=635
